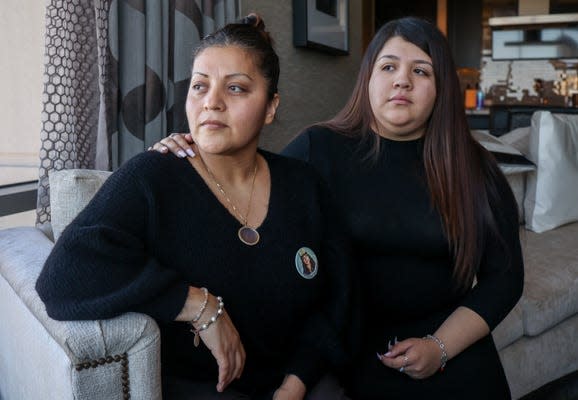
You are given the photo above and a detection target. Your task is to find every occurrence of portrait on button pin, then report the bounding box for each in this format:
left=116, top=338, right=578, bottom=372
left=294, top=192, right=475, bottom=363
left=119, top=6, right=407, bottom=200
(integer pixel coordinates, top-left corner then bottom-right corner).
left=295, top=247, right=318, bottom=279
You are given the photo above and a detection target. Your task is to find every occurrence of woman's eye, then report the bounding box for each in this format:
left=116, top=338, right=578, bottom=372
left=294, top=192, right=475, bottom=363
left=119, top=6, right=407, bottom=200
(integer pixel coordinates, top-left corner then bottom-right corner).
left=381, top=64, right=394, bottom=71
left=191, top=83, right=205, bottom=91
left=229, top=85, right=245, bottom=93
left=414, top=68, right=431, bottom=76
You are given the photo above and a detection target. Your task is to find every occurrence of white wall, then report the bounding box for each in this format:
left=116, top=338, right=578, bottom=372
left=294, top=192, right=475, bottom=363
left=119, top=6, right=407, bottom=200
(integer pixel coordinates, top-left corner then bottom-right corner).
left=0, top=1, right=45, bottom=185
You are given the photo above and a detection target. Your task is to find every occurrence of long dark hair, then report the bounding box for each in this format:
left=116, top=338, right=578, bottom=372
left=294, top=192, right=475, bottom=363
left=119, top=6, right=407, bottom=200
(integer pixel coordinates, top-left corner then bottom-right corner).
left=193, top=13, right=280, bottom=100
left=321, top=17, right=507, bottom=291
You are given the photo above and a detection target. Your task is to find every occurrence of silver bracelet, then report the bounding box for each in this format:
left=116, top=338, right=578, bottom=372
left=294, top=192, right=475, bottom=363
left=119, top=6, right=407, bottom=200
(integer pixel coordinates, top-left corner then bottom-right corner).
left=191, top=287, right=208, bottom=323
left=190, top=296, right=224, bottom=347
left=424, top=334, right=448, bottom=371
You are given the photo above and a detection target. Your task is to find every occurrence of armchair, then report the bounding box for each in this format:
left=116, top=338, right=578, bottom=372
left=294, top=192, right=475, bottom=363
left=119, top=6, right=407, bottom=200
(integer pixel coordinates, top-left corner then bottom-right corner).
left=0, top=169, right=162, bottom=400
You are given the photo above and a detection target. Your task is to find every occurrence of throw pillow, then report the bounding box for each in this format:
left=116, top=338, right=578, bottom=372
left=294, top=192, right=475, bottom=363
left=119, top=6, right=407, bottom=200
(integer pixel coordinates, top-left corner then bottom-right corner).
left=472, top=129, right=535, bottom=223
left=499, top=126, right=531, bottom=156
left=524, top=111, right=578, bottom=233
left=472, top=129, right=534, bottom=171
left=49, top=169, right=112, bottom=241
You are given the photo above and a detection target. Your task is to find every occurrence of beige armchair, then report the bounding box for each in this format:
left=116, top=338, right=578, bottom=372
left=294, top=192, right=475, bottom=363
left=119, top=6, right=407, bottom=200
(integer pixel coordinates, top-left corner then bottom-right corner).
left=0, top=169, right=162, bottom=400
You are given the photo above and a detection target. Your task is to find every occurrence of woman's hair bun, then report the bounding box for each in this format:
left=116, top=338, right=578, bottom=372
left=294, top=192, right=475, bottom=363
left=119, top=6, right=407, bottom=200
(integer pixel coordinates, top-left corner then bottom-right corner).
left=241, top=13, right=265, bottom=31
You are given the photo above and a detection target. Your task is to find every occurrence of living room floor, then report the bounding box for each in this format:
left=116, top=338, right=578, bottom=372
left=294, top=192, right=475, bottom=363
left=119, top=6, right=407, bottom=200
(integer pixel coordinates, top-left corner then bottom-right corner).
left=521, top=370, right=578, bottom=400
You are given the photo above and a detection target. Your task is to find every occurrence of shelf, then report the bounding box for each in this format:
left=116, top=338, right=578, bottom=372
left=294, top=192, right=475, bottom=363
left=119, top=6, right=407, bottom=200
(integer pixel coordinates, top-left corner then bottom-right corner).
left=489, top=13, right=578, bottom=27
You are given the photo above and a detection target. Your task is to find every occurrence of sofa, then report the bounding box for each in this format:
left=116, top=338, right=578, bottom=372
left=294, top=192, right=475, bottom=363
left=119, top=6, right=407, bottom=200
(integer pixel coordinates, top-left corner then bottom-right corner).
left=0, top=111, right=577, bottom=399
left=476, top=111, right=578, bottom=398
left=491, top=222, right=578, bottom=398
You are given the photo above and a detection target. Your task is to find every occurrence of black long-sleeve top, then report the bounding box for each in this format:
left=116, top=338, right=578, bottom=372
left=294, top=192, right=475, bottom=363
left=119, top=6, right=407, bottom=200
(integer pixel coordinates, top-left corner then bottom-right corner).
left=282, top=126, right=524, bottom=399
left=36, top=149, right=351, bottom=396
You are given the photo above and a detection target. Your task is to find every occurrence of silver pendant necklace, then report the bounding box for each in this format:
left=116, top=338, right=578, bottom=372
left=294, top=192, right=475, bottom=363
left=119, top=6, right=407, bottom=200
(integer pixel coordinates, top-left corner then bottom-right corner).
left=200, top=156, right=260, bottom=246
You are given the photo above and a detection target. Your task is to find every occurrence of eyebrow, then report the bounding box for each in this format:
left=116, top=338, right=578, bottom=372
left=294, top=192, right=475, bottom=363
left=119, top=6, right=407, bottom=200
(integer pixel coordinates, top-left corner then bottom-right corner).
left=192, top=71, right=254, bottom=80
left=376, top=54, right=433, bottom=67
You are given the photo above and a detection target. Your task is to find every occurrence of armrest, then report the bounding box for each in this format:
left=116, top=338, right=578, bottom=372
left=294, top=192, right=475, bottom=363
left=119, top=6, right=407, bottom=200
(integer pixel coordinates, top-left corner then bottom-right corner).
left=0, top=227, right=162, bottom=399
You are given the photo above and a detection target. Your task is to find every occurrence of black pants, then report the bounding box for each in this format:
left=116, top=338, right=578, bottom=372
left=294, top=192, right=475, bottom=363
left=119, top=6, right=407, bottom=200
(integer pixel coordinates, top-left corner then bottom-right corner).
left=162, top=374, right=350, bottom=400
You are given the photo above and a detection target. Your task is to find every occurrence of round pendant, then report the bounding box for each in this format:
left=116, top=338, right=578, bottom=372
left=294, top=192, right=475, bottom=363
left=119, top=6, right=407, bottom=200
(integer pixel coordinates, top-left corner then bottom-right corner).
left=238, top=226, right=260, bottom=246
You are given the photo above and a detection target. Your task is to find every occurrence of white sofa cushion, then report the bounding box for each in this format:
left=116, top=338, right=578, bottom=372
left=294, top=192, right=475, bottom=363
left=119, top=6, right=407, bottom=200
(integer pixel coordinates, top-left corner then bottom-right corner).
left=499, top=126, right=531, bottom=156
left=0, top=226, right=162, bottom=400
left=524, top=111, right=578, bottom=233
left=49, top=169, right=112, bottom=241
left=472, top=128, right=534, bottom=172
left=472, top=129, right=535, bottom=222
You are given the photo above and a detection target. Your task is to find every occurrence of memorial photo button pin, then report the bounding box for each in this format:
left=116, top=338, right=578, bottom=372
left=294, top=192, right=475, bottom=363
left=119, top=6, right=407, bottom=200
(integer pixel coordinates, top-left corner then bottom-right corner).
left=295, top=247, right=318, bottom=279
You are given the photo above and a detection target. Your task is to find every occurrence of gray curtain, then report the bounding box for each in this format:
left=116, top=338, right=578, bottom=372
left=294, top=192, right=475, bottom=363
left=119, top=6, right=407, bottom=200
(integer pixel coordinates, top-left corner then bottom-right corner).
left=36, top=0, right=239, bottom=227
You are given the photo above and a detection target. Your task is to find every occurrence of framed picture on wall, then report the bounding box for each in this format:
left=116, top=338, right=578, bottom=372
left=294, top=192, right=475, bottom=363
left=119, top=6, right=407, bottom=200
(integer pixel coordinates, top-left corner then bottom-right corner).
left=293, top=0, right=349, bottom=55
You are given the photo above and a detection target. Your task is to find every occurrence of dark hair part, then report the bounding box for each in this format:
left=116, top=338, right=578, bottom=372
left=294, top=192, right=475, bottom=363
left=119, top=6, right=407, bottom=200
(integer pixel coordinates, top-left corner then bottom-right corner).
left=321, top=16, right=508, bottom=291
left=192, top=13, right=279, bottom=100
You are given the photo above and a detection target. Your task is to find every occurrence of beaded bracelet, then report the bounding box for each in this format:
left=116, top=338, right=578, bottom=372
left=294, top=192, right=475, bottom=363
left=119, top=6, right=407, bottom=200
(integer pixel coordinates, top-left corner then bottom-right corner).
left=190, top=296, right=224, bottom=347
left=424, top=334, right=448, bottom=371
left=191, top=287, right=209, bottom=323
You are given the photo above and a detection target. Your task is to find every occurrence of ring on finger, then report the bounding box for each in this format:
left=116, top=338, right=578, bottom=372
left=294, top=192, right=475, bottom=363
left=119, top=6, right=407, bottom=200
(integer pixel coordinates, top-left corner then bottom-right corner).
left=399, top=355, right=409, bottom=373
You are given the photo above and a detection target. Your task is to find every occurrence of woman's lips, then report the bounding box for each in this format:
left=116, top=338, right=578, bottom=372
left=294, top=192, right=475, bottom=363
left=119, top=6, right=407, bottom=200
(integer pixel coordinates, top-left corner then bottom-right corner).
left=389, top=95, right=411, bottom=104
left=201, top=120, right=227, bottom=129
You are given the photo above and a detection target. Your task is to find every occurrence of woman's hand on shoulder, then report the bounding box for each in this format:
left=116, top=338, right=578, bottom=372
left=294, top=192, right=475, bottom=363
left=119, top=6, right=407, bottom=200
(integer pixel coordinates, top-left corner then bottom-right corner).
left=148, top=133, right=195, bottom=158
left=377, top=337, right=443, bottom=379
left=273, top=374, right=306, bottom=400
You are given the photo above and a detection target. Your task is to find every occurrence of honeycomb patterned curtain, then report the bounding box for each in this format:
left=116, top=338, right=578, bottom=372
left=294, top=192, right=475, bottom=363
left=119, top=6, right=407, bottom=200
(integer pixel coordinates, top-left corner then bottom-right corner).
left=36, top=0, right=239, bottom=227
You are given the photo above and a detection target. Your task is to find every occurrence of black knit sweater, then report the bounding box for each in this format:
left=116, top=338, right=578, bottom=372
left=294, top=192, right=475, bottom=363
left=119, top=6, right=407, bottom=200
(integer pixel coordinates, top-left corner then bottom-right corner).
left=36, top=149, right=351, bottom=396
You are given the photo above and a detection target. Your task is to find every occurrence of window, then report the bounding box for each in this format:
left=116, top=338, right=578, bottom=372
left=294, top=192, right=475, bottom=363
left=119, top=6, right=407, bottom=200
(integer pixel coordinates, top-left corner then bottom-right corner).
left=0, top=2, right=44, bottom=227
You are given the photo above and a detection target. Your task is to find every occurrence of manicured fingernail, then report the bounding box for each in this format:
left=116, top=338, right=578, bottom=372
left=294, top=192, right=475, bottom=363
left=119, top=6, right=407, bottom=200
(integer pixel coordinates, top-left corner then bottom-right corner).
left=186, top=149, right=196, bottom=157
left=394, top=336, right=398, bottom=344
left=388, top=340, right=392, bottom=350
left=177, top=150, right=186, bottom=158
left=384, top=351, right=392, bottom=357
left=161, top=146, right=168, bottom=152
left=376, top=352, right=382, bottom=360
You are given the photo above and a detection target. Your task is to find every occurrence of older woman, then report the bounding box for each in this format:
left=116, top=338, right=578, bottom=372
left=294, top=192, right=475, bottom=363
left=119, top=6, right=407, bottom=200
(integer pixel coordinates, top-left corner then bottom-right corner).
left=36, top=14, right=350, bottom=400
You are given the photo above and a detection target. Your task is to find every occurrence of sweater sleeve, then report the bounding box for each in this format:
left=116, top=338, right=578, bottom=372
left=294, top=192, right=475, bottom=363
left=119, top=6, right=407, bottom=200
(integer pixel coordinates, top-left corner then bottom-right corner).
left=460, top=166, right=525, bottom=330
left=36, top=155, right=190, bottom=323
left=284, top=174, right=352, bottom=390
